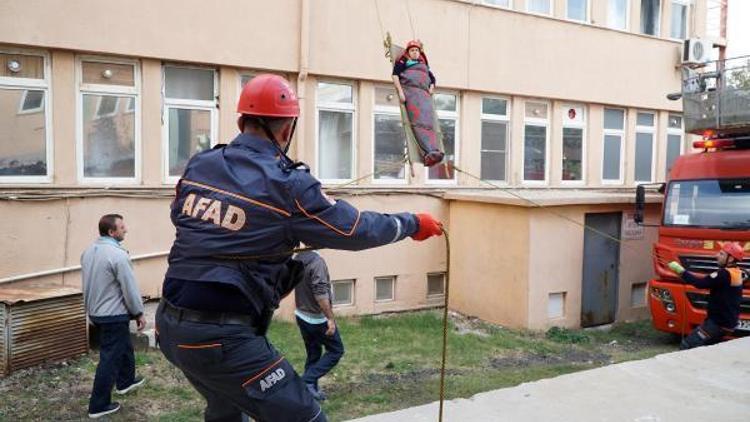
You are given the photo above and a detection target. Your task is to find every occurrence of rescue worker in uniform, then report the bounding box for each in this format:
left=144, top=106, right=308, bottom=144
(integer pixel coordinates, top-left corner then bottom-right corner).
left=668, top=242, right=746, bottom=350
left=156, top=74, right=443, bottom=422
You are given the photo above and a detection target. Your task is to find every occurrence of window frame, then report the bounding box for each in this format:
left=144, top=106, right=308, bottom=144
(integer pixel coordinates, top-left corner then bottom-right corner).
left=560, top=104, right=586, bottom=185
left=76, top=55, right=141, bottom=185
left=427, top=272, right=446, bottom=298
left=481, top=0, right=513, bottom=9
left=0, top=48, right=53, bottom=184
left=665, top=113, right=684, bottom=178
left=315, top=80, right=357, bottom=184
left=161, top=64, right=219, bottom=184
left=332, top=279, right=356, bottom=307
left=640, top=0, right=662, bottom=37
left=521, top=99, right=550, bottom=185
left=480, top=95, right=511, bottom=184
left=634, top=111, right=657, bottom=184
left=425, top=91, right=460, bottom=185
left=374, top=275, right=396, bottom=303
left=607, top=0, right=630, bottom=31
left=602, top=107, right=626, bottom=185
left=565, top=0, right=591, bottom=23
left=669, top=0, right=691, bottom=40
left=372, top=85, right=408, bottom=185
left=526, top=0, right=553, bottom=15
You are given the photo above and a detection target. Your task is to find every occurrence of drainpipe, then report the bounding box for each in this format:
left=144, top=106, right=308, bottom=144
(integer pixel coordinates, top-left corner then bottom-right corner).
left=296, top=0, right=311, bottom=162
left=0, top=251, right=170, bottom=285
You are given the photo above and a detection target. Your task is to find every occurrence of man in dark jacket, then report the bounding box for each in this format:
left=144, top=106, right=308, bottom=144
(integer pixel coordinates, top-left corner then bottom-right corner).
left=669, top=241, right=746, bottom=350
left=156, top=74, right=444, bottom=422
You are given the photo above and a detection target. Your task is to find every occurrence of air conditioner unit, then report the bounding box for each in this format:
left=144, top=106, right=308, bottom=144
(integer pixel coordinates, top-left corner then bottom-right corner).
left=682, top=38, right=712, bottom=67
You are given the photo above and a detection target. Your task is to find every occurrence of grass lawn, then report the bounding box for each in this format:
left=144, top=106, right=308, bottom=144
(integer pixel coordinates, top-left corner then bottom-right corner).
left=0, top=310, right=679, bottom=421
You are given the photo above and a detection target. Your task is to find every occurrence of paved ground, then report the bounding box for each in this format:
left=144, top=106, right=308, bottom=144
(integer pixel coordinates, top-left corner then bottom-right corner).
left=349, top=337, right=750, bottom=422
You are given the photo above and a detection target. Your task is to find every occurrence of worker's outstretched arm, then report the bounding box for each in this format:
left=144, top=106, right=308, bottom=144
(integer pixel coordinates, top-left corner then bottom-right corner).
left=288, top=173, right=441, bottom=250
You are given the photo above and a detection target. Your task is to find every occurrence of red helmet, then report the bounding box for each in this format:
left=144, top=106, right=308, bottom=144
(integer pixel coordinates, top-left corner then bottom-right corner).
left=237, top=74, right=299, bottom=118
left=405, top=39, right=423, bottom=51
left=722, top=242, right=745, bottom=261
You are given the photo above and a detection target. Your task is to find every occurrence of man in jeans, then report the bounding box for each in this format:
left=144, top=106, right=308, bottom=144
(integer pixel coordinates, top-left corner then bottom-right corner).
left=294, top=250, right=344, bottom=401
left=81, top=214, right=147, bottom=418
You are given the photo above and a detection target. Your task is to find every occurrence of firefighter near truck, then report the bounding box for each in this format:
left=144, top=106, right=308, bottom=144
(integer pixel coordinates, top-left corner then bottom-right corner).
left=635, top=55, right=750, bottom=339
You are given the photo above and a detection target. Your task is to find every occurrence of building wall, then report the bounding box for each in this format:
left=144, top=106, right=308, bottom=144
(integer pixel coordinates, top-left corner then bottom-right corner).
left=526, top=203, right=660, bottom=329
left=0, top=0, right=703, bottom=325
left=0, top=193, right=448, bottom=319
left=447, top=200, right=531, bottom=328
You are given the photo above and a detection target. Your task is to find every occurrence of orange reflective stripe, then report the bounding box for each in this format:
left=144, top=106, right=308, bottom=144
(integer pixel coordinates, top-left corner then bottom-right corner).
left=295, top=199, right=361, bottom=237
left=181, top=179, right=291, bottom=217
left=728, top=268, right=743, bottom=287
left=241, top=356, right=285, bottom=387
left=177, top=343, right=222, bottom=349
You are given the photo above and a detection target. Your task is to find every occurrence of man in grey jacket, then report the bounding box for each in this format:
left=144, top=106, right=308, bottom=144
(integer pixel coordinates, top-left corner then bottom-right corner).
left=81, top=214, right=146, bottom=419
left=294, top=250, right=344, bottom=402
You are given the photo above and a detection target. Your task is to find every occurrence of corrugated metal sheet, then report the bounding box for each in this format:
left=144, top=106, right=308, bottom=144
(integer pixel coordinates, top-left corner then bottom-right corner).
left=0, top=287, right=88, bottom=376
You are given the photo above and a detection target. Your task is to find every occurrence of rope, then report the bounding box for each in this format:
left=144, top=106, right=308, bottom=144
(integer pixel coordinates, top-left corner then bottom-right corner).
left=438, top=227, right=450, bottom=422
left=406, top=0, right=417, bottom=39
left=373, top=0, right=387, bottom=42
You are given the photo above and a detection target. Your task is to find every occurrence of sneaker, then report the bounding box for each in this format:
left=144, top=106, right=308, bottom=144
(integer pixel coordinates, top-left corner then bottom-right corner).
left=115, top=376, right=145, bottom=395
left=88, top=402, right=121, bottom=419
left=317, top=386, right=328, bottom=401
left=305, top=383, right=323, bottom=401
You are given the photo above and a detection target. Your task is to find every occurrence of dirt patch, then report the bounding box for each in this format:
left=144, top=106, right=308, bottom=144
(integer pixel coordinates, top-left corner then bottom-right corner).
left=489, top=348, right=611, bottom=369
left=449, top=311, right=496, bottom=337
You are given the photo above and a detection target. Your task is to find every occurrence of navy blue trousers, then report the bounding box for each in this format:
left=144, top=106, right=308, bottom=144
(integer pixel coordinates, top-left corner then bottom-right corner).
left=156, top=301, right=326, bottom=422
left=89, top=320, right=136, bottom=413
left=295, top=317, right=344, bottom=388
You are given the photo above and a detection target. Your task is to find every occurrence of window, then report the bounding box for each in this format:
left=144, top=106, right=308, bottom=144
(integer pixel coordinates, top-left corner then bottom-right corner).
left=527, top=0, right=552, bottom=14
left=523, top=101, right=549, bottom=183
left=670, top=0, right=689, bottom=39
left=427, top=273, right=446, bottom=297
left=666, top=114, right=683, bottom=177
left=483, top=0, right=511, bottom=7
left=548, top=292, right=566, bottom=319
left=332, top=279, right=355, bottom=306
left=635, top=112, right=656, bottom=183
left=480, top=97, right=510, bottom=181
left=427, top=93, right=458, bottom=183
left=240, top=73, right=255, bottom=89
left=607, top=0, right=629, bottom=30
left=567, top=0, right=588, bottom=22
left=163, top=65, right=217, bottom=182
left=640, top=0, right=661, bottom=36
left=631, top=283, right=647, bottom=307
left=375, top=276, right=396, bottom=302
left=317, top=82, right=355, bottom=182
left=602, top=108, right=625, bottom=184
left=373, top=86, right=407, bottom=183
left=78, top=58, right=139, bottom=182
left=562, top=105, right=585, bottom=182
left=0, top=50, right=51, bottom=182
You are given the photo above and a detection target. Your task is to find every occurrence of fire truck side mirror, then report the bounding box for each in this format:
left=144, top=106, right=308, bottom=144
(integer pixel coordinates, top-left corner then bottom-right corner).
left=634, top=185, right=646, bottom=224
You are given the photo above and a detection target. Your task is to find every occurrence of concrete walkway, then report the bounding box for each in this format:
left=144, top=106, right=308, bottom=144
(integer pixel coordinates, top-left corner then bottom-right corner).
left=349, top=337, right=750, bottom=422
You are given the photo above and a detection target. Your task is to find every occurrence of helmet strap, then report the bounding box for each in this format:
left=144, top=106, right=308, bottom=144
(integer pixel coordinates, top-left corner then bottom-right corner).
left=253, top=116, right=297, bottom=163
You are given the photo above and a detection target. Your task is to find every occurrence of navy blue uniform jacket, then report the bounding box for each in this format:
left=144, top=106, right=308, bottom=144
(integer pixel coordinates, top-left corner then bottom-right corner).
left=165, top=133, right=418, bottom=317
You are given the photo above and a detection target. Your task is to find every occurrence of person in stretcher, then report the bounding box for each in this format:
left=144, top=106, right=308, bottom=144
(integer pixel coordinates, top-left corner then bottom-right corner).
left=391, top=39, right=444, bottom=167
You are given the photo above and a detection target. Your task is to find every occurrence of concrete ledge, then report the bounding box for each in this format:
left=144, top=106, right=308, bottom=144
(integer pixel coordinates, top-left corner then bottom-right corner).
left=348, top=337, right=750, bottom=422
left=445, top=189, right=663, bottom=207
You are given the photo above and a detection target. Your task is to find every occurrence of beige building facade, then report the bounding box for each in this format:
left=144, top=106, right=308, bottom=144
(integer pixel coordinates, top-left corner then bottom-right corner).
left=0, top=0, right=706, bottom=328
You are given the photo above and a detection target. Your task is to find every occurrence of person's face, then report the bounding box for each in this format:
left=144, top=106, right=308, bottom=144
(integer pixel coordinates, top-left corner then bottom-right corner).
left=407, top=47, right=421, bottom=60
left=109, top=218, right=127, bottom=242
left=717, top=250, right=730, bottom=267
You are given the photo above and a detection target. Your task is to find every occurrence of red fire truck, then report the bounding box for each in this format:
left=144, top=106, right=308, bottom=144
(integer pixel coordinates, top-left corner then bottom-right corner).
left=635, top=55, right=750, bottom=336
